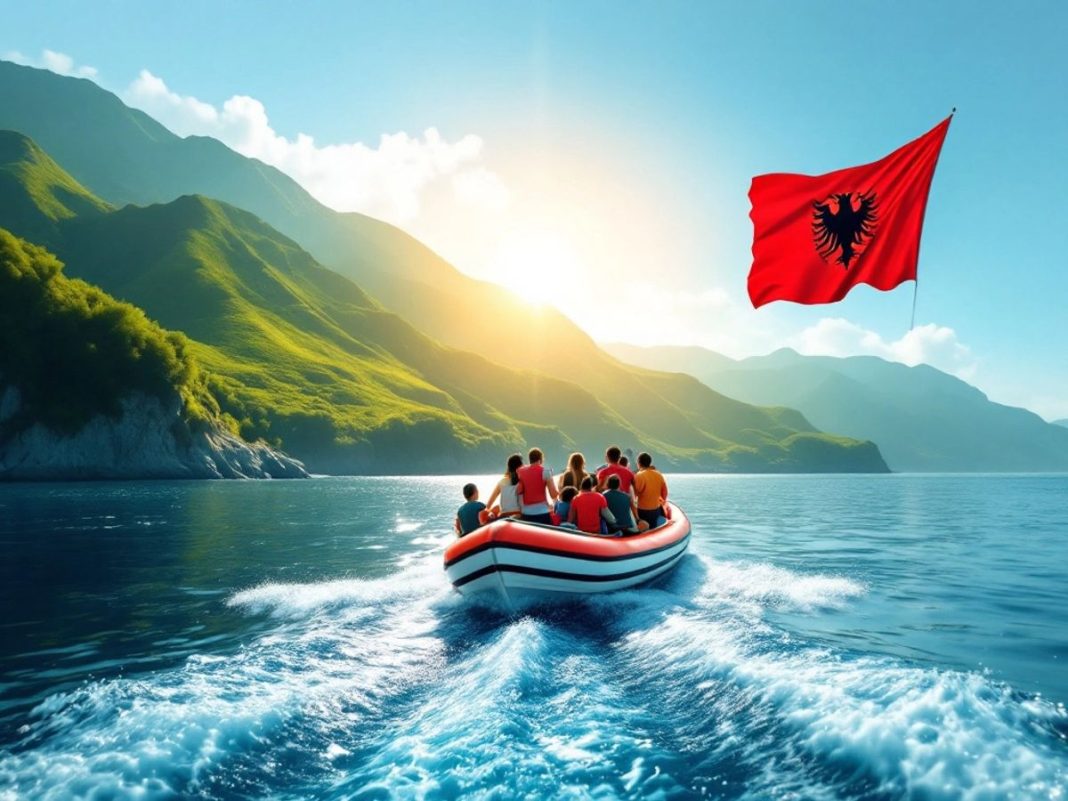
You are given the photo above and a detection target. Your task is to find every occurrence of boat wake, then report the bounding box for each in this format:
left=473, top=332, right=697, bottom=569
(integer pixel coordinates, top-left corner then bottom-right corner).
left=1, top=548, right=1066, bottom=800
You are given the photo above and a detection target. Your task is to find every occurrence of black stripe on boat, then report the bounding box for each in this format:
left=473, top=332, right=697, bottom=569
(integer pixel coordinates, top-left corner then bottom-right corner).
left=445, top=531, right=690, bottom=569
left=451, top=542, right=689, bottom=588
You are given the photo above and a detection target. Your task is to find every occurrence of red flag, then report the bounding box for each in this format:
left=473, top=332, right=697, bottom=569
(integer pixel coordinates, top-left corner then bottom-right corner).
left=747, top=116, right=951, bottom=308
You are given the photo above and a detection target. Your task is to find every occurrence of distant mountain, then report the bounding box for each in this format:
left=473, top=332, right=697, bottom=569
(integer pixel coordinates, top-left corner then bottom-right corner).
left=605, top=343, right=1068, bottom=472
left=1053, top=419, right=1068, bottom=429
left=0, top=228, right=304, bottom=479
left=0, top=129, right=887, bottom=472
left=0, top=59, right=532, bottom=354
left=0, top=60, right=891, bottom=474
left=0, top=129, right=110, bottom=245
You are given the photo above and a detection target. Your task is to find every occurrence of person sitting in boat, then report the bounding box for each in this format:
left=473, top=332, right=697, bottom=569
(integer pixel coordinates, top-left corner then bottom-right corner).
left=554, top=485, right=579, bottom=527
left=516, top=448, right=559, bottom=525
left=558, top=452, right=591, bottom=492
left=455, top=483, right=489, bottom=536
left=634, top=451, right=669, bottom=528
left=603, top=474, right=647, bottom=535
left=596, top=445, right=635, bottom=495
left=484, top=453, right=524, bottom=519
left=569, top=476, right=616, bottom=534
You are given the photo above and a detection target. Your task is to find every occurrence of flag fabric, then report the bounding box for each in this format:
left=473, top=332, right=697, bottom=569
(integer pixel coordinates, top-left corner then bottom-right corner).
left=747, top=116, right=951, bottom=308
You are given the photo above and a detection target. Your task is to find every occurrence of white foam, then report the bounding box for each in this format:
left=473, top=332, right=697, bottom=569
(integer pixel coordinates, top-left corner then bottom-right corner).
left=697, top=557, right=867, bottom=614
left=3, top=550, right=1065, bottom=800
left=612, top=600, right=1068, bottom=800
left=326, top=618, right=691, bottom=799
left=0, top=563, right=451, bottom=800
left=227, top=560, right=444, bottom=619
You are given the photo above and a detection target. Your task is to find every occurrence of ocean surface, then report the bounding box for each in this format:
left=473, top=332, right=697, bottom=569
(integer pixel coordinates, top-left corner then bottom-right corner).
left=0, top=474, right=1066, bottom=800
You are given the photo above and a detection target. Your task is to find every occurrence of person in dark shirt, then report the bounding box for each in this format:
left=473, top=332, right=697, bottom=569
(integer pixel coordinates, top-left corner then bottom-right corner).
left=603, top=474, right=643, bottom=535
left=455, top=482, right=488, bottom=536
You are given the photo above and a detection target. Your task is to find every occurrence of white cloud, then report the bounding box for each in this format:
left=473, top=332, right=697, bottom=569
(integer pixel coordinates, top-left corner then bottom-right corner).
left=792, top=317, right=978, bottom=380
left=3, top=48, right=98, bottom=78
left=121, top=69, right=508, bottom=226
left=451, top=167, right=510, bottom=210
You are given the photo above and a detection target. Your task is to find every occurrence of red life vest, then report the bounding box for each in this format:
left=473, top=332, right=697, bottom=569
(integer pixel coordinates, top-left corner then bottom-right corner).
left=517, top=463, right=548, bottom=508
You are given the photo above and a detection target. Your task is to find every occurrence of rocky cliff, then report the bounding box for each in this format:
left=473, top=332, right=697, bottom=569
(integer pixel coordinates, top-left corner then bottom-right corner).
left=0, top=384, right=306, bottom=480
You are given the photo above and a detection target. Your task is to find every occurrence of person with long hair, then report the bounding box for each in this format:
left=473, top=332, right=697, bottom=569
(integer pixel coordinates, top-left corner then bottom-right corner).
left=484, top=453, right=524, bottom=518
left=558, top=452, right=590, bottom=492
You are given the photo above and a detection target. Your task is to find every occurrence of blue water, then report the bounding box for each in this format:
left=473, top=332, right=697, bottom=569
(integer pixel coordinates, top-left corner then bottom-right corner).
left=0, top=474, right=1066, bottom=800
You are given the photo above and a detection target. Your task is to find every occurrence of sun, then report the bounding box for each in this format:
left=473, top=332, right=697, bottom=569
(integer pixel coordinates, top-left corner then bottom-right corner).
left=487, top=229, right=584, bottom=307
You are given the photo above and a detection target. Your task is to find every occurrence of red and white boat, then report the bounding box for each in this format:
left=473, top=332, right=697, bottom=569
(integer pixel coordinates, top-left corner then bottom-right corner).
left=443, top=503, right=691, bottom=607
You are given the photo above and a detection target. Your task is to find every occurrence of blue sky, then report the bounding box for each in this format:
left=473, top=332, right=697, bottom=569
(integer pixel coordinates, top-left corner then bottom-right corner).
left=4, top=1, right=1067, bottom=418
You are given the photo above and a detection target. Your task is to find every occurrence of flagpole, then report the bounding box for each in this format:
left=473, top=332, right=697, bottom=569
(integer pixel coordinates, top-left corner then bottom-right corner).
left=910, top=278, right=918, bottom=331
left=910, top=107, right=953, bottom=333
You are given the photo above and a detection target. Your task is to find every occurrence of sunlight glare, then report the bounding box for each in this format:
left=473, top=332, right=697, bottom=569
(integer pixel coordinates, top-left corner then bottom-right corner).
left=487, top=228, right=585, bottom=307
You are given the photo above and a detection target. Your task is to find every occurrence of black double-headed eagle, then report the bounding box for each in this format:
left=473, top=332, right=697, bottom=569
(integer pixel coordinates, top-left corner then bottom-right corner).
left=812, top=192, right=878, bottom=269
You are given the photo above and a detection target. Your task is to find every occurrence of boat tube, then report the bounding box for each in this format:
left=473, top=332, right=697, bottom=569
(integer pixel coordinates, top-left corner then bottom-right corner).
left=443, top=502, right=690, bottom=607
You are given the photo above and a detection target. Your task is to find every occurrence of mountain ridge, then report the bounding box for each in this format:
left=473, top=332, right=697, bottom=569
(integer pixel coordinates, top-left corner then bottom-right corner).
left=0, top=127, right=888, bottom=472
left=604, top=342, right=1068, bottom=472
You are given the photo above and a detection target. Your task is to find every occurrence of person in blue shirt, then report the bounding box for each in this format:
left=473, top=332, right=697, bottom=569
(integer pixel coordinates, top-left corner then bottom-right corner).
left=603, top=474, right=644, bottom=535
left=455, top=483, right=488, bottom=536
left=554, top=486, right=578, bottom=527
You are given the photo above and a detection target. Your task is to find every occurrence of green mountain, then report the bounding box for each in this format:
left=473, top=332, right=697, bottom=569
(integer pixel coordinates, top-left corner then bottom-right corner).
left=0, top=130, right=110, bottom=246
left=0, top=226, right=305, bottom=479
left=605, top=343, right=1068, bottom=472
left=0, top=226, right=205, bottom=432
left=0, top=63, right=890, bottom=472
left=0, top=131, right=887, bottom=473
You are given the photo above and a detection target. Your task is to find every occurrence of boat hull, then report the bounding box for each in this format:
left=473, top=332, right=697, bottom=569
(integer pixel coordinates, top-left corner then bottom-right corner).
left=443, top=503, right=690, bottom=607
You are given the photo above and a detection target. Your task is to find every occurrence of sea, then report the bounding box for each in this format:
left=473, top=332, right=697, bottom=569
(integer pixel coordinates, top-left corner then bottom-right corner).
left=0, top=474, right=1065, bottom=800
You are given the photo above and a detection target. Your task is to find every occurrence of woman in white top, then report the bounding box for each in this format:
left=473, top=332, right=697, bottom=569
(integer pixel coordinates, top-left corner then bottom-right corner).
left=485, top=453, right=523, bottom=518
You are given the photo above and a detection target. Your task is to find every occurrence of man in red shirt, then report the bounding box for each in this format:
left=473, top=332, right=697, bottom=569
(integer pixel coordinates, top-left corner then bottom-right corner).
left=569, top=476, right=615, bottom=534
left=596, top=446, right=635, bottom=494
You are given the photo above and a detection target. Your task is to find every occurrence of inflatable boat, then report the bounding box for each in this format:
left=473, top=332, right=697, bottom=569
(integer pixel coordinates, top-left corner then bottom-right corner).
left=443, top=503, right=690, bottom=607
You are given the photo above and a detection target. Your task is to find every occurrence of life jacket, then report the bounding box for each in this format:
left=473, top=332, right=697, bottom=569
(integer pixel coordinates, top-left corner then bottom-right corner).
left=517, top=463, right=548, bottom=508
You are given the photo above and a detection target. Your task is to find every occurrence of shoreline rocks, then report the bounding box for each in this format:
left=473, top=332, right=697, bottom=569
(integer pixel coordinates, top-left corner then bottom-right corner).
left=0, top=386, right=307, bottom=480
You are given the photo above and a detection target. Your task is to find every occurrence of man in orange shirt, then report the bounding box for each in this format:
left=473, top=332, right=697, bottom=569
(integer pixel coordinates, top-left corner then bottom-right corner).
left=633, top=451, right=668, bottom=529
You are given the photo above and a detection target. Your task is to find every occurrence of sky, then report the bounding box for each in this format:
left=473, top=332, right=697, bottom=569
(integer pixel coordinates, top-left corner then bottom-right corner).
left=4, top=1, right=1067, bottom=419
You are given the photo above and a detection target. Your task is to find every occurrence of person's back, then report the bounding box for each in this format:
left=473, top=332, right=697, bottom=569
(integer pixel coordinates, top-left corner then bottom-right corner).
left=603, top=474, right=640, bottom=534
left=604, top=488, right=636, bottom=532
left=569, top=477, right=612, bottom=534
left=456, top=483, right=487, bottom=536
left=496, top=475, right=521, bottom=516
left=596, top=445, right=634, bottom=493
left=570, top=491, right=607, bottom=534
left=554, top=486, right=578, bottom=524
left=517, top=448, right=558, bottom=524
left=560, top=467, right=589, bottom=492
left=559, top=451, right=590, bottom=492
left=486, top=453, right=523, bottom=518
left=633, top=451, right=668, bottom=528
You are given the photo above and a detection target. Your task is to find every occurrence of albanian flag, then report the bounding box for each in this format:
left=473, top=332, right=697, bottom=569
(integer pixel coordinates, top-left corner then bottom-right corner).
left=748, top=115, right=951, bottom=308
